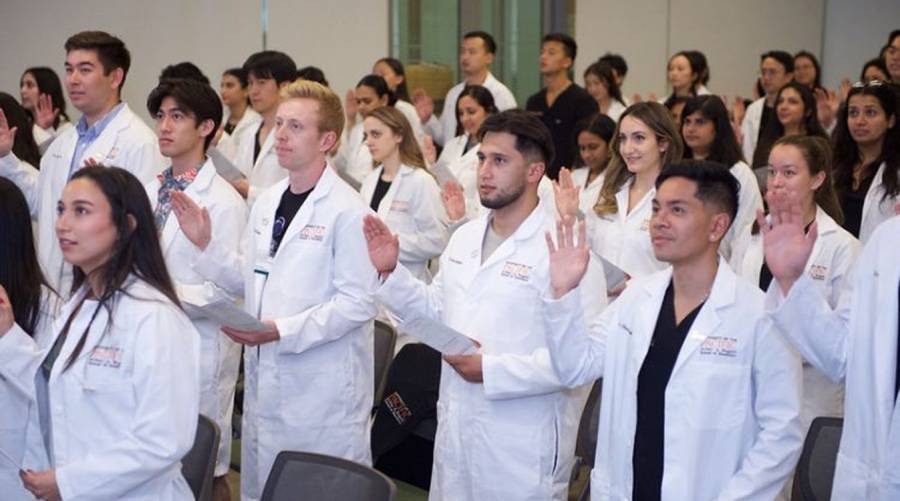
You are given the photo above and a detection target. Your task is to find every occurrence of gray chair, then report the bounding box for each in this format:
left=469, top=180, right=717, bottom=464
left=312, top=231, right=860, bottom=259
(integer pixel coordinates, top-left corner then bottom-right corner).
left=791, top=417, right=843, bottom=501
left=373, top=320, right=397, bottom=410
left=182, top=414, right=220, bottom=501
left=570, top=379, right=602, bottom=495
left=260, top=451, right=397, bottom=501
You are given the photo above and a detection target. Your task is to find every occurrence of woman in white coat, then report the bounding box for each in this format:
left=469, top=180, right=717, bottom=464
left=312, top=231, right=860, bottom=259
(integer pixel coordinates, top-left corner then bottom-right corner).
left=571, top=114, right=616, bottom=215
left=589, top=102, right=683, bottom=282
left=732, top=136, right=860, bottom=436
left=19, top=67, right=72, bottom=150
left=372, top=58, right=427, bottom=144
left=832, top=81, right=900, bottom=242
left=680, top=95, right=763, bottom=259
left=215, top=67, right=262, bottom=163
left=0, top=167, right=200, bottom=501
left=660, top=50, right=712, bottom=108
left=583, top=62, right=627, bottom=123
left=0, top=179, right=57, bottom=501
left=361, top=106, right=448, bottom=283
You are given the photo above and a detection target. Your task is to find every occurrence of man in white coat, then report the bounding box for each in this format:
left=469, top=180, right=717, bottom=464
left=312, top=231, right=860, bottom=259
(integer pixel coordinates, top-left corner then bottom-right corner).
left=543, top=161, right=803, bottom=500
left=175, top=80, right=378, bottom=501
left=740, top=50, right=794, bottom=167
left=762, top=192, right=900, bottom=500
left=363, top=110, right=607, bottom=500
left=414, top=31, right=517, bottom=146
left=143, top=78, right=247, bottom=501
left=0, top=30, right=162, bottom=296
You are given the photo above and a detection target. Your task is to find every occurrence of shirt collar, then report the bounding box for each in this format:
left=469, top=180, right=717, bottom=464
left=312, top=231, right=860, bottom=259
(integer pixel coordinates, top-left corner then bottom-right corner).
left=75, top=102, right=125, bottom=141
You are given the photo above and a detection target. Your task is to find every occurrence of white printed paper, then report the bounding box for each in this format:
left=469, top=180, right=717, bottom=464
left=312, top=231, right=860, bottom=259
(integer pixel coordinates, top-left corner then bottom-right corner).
left=397, top=315, right=477, bottom=355
left=179, top=284, right=267, bottom=331
left=207, top=147, right=246, bottom=182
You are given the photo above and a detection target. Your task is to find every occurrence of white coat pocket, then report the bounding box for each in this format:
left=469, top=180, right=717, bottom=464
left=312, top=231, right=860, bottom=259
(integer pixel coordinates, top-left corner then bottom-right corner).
left=685, top=362, right=749, bottom=430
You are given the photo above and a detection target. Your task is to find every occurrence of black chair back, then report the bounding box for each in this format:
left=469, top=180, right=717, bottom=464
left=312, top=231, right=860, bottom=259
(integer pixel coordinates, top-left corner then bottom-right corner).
left=791, top=416, right=843, bottom=501
left=182, top=414, right=220, bottom=501
left=261, top=451, right=397, bottom=501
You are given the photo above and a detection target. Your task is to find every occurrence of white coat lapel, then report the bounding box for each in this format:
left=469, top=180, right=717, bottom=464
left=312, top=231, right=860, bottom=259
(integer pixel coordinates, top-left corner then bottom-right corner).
left=632, top=271, right=671, bottom=366
left=253, top=127, right=276, bottom=171
left=377, top=166, right=411, bottom=218
left=803, top=206, right=836, bottom=279
left=160, top=160, right=216, bottom=254
left=478, top=202, right=545, bottom=272
left=81, top=104, right=134, bottom=167
left=669, top=262, right=732, bottom=377
left=273, top=167, right=336, bottom=260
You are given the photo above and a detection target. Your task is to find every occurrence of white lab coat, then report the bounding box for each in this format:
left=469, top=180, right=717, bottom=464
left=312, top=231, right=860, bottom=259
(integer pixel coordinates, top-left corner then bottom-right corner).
left=145, top=159, right=247, bottom=476
left=360, top=165, right=448, bottom=281
left=859, top=160, right=900, bottom=243
left=0, top=279, right=200, bottom=500
left=217, top=108, right=262, bottom=164
left=732, top=207, right=860, bottom=432
left=0, top=288, right=57, bottom=501
left=32, top=121, right=73, bottom=153
left=334, top=121, right=373, bottom=188
left=424, top=72, right=517, bottom=145
left=0, top=103, right=163, bottom=295
left=590, top=181, right=666, bottom=279
left=766, top=215, right=900, bottom=500
left=232, top=120, right=287, bottom=205
left=604, top=100, right=627, bottom=123
left=545, top=261, right=803, bottom=500
left=193, top=166, right=378, bottom=501
left=570, top=167, right=605, bottom=216
left=377, top=201, right=608, bottom=501
left=720, top=160, right=764, bottom=260
left=740, top=97, right=766, bottom=165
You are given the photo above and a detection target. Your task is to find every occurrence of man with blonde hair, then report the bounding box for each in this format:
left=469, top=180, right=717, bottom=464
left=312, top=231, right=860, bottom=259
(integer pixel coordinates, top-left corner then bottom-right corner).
left=174, top=80, right=378, bottom=501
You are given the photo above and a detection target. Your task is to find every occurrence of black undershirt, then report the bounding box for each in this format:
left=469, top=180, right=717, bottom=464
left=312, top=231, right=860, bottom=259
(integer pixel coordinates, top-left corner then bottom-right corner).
left=633, top=281, right=705, bottom=501
left=270, top=186, right=313, bottom=256
left=224, top=121, right=237, bottom=135
left=370, top=176, right=392, bottom=212
left=841, top=167, right=877, bottom=238
left=253, top=122, right=264, bottom=164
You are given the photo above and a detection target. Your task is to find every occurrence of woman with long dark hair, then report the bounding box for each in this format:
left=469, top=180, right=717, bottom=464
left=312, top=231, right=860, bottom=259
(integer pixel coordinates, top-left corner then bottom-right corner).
left=372, top=58, right=426, bottom=143
left=0, top=178, right=57, bottom=500
left=336, top=74, right=399, bottom=187
left=680, top=95, right=763, bottom=257
left=19, top=67, right=71, bottom=147
left=831, top=81, right=900, bottom=241
left=584, top=61, right=627, bottom=122
left=0, top=167, right=200, bottom=500
left=0, top=92, right=42, bottom=170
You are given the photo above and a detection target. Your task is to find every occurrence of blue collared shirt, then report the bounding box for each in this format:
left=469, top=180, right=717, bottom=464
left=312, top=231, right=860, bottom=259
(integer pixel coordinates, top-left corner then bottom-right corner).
left=68, top=102, right=125, bottom=178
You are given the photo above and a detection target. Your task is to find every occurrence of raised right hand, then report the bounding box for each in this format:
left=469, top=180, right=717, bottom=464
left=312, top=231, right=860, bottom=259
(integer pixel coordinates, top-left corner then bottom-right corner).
left=0, top=108, right=18, bottom=158
left=553, top=167, right=581, bottom=224
left=345, top=89, right=358, bottom=123
left=758, top=191, right=817, bottom=295
left=363, top=214, right=400, bottom=275
left=423, top=135, right=437, bottom=165
left=441, top=180, right=466, bottom=222
left=412, top=88, right=434, bottom=123
left=546, top=218, right=590, bottom=299
left=171, top=191, right=213, bottom=251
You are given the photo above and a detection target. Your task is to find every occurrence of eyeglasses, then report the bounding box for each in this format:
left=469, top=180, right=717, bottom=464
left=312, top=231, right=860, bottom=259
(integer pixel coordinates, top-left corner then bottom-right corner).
left=852, top=79, right=885, bottom=88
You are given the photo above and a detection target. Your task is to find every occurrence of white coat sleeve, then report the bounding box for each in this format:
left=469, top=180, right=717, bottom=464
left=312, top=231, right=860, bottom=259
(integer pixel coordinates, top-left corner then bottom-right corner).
left=716, top=318, right=804, bottom=500
left=397, top=176, right=449, bottom=264
left=483, top=259, right=608, bottom=400
left=741, top=111, right=757, bottom=164
left=120, top=137, right=164, bottom=185
left=0, top=153, right=40, bottom=218
left=376, top=256, right=446, bottom=326
left=423, top=115, right=444, bottom=146
left=765, top=274, right=851, bottom=382
left=55, top=307, right=200, bottom=500
left=186, top=195, right=248, bottom=299
left=494, top=86, right=518, bottom=111
left=542, top=286, right=613, bottom=388
left=0, top=325, right=43, bottom=401
left=273, top=210, right=379, bottom=354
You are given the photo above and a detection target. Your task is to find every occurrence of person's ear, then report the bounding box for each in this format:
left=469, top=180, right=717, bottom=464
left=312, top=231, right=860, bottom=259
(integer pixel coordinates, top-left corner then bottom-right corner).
left=110, top=67, right=125, bottom=92
left=527, top=161, right=546, bottom=183
left=809, top=170, right=826, bottom=192
left=198, top=118, right=215, bottom=139
left=710, top=212, right=731, bottom=243
left=127, top=213, right=138, bottom=233
left=319, top=130, right=338, bottom=154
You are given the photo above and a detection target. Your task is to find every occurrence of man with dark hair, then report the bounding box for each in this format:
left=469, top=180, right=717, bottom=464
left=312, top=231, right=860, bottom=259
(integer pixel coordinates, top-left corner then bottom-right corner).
left=144, top=77, right=246, bottom=501
left=599, top=52, right=629, bottom=87
left=526, top=33, right=598, bottom=180
left=230, top=50, right=297, bottom=204
left=0, top=30, right=162, bottom=295
left=741, top=50, right=794, bottom=163
left=158, top=61, right=210, bottom=85
left=886, top=29, right=900, bottom=83
left=544, top=160, right=803, bottom=500
left=363, top=109, right=607, bottom=500
left=414, top=30, right=517, bottom=146
left=296, top=65, right=329, bottom=87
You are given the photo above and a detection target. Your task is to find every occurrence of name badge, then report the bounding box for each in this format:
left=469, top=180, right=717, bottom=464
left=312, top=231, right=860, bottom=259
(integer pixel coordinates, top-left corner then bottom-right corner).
left=640, top=218, right=650, bottom=232
left=699, top=336, right=738, bottom=358
left=390, top=200, right=409, bottom=212
left=298, top=224, right=326, bottom=241
left=88, top=345, right=123, bottom=368
left=501, top=261, right=532, bottom=282
left=809, top=265, right=827, bottom=280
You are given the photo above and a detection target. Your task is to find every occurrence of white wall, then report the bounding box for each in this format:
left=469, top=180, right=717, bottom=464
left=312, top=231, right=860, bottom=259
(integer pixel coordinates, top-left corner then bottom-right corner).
left=0, top=0, right=388, bottom=122
left=575, top=0, right=825, bottom=101
left=821, top=0, right=897, bottom=88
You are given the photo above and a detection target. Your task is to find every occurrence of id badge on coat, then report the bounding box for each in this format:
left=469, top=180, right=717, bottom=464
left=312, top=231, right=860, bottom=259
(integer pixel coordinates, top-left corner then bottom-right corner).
left=253, top=257, right=273, bottom=320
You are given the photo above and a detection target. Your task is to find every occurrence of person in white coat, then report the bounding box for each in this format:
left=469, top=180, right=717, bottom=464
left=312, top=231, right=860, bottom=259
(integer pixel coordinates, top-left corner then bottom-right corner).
left=144, top=79, right=247, bottom=501
left=732, top=136, right=860, bottom=439
left=761, top=191, right=900, bottom=500
left=660, top=51, right=712, bottom=108
left=571, top=114, right=616, bottom=215
left=19, top=67, right=72, bottom=152
left=413, top=31, right=517, bottom=146
left=544, top=161, right=803, bottom=500
left=360, top=106, right=448, bottom=282
left=681, top=95, right=763, bottom=259
left=363, top=110, right=608, bottom=501
left=831, top=81, right=900, bottom=242
left=588, top=102, right=684, bottom=282
left=741, top=51, right=794, bottom=165
left=0, top=166, right=200, bottom=501
left=0, top=179, right=57, bottom=501
left=372, top=58, right=427, bottom=144
left=216, top=67, right=262, bottom=164
left=229, top=51, right=297, bottom=204
left=583, top=62, right=627, bottom=123
left=0, top=31, right=163, bottom=297
left=173, top=81, right=379, bottom=501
